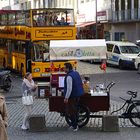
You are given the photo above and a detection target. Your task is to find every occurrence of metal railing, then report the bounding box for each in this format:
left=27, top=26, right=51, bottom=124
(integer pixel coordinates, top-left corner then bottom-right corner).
left=112, top=8, right=139, bottom=22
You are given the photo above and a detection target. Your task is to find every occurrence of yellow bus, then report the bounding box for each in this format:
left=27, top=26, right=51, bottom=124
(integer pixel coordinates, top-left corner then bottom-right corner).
left=0, top=9, right=77, bottom=80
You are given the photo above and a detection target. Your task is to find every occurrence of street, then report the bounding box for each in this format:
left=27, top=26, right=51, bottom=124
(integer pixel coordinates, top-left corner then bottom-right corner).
left=2, top=61, right=140, bottom=140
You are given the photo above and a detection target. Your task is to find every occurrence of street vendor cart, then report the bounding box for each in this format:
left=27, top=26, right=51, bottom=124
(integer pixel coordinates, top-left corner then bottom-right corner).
left=49, top=79, right=115, bottom=127
left=38, top=39, right=114, bottom=128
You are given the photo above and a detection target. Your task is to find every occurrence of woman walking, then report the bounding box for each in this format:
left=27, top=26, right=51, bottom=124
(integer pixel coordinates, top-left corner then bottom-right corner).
left=0, top=94, right=8, bottom=140
left=21, top=72, right=37, bottom=130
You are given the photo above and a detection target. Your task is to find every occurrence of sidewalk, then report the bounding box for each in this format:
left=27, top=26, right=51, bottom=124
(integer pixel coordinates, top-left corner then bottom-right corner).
left=7, top=98, right=134, bottom=129
left=6, top=98, right=138, bottom=140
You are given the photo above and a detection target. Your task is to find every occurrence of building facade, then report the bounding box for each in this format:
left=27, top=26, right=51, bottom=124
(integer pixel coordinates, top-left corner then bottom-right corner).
left=76, top=0, right=112, bottom=40
left=1, top=0, right=139, bottom=42
left=110, top=0, right=140, bottom=42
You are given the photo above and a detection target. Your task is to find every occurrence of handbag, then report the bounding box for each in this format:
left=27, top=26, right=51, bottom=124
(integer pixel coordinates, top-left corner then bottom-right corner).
left=22, top=94, right=33, bottom=105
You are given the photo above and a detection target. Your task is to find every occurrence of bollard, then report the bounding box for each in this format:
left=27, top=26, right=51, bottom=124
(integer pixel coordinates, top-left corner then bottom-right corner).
left=102, top=115, right=120, bottom=132
left=28, top=114, right=46, bottom=132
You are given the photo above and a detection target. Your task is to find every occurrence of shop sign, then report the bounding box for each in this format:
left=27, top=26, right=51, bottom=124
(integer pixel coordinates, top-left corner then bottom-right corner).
left=77, top=14, right=86, bottom=23
left=97, top=11, right=107, bottom=21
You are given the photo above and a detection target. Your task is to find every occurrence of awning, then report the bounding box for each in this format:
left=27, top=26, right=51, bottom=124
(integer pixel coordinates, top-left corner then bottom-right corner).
left=50, top=39, right=107, bottom=61
left=76, top=21, right=96, bottom=28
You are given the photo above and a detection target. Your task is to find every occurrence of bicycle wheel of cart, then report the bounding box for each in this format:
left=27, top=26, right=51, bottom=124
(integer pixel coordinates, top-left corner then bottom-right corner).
left=65, top=104, right=90, bottom=128
left=128, top=103, right=140, bottom=127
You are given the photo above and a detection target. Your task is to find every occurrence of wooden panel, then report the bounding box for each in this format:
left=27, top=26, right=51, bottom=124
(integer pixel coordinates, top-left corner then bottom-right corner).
left=49, top=94, right=110, bottom=113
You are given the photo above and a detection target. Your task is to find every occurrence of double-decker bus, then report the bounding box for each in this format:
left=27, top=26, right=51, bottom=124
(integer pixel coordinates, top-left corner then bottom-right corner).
left=0, top=8, right=77, bottom=80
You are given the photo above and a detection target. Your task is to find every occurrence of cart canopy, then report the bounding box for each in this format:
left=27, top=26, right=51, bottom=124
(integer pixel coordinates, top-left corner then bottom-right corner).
left=50, top=39, right=107, bottom=60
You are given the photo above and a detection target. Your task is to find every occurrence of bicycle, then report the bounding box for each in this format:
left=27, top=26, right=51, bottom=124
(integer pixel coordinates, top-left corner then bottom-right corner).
left=65, top=82, right=115, bottom=128
left=111, top=90, right=140, bottom=127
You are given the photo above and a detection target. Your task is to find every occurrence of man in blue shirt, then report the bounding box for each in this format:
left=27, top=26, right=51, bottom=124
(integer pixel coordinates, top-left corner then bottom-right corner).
left=64, top=63, right=84, bottom=131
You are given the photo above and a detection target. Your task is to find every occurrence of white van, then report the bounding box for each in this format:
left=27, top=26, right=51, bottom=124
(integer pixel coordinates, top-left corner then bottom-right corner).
left=134, top=54, right=140, bottom=73
left=106, top=41, right=140, bottom=69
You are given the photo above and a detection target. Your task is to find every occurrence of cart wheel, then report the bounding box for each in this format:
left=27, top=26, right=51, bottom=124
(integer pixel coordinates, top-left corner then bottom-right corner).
left=65, top=104, right=90, bottom=128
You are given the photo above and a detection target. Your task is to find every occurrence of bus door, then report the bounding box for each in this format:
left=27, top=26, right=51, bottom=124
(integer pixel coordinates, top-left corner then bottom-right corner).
left=7, top=40, right=13, bottom=68
left=26, top=41, right=32, bottom=73
left=18, top=41, right=27, bottom=76
left=31, top=41, right=50, bottom=78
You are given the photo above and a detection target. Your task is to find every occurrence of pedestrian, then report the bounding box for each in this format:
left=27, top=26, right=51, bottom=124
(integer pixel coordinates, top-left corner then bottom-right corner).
left=0, top=94, right=8, bottom=140
left=21, top=72, right=37, bottom=130
left=63, top=63, right=84, bottom=131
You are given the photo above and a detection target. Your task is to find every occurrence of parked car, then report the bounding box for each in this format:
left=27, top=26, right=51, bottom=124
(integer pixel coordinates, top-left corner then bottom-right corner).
left=134, top=53, right=140, bottom=73
left=106, top=41, right=140, bottom=69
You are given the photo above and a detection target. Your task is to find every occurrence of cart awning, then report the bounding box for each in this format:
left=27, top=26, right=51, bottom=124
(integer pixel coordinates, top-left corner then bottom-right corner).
left=50, top=39, right=107, bottom=60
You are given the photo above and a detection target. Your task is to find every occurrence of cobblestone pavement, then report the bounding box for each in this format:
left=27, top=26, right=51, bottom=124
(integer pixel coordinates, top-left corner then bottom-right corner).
left=5, top=61, right=136, bottom=130
left=7, top=98, right=135, bottom=131
left=1, top=61, right=138, bottom=139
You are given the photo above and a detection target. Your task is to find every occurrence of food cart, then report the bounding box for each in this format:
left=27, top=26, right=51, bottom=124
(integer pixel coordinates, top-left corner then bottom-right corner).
left=38, top=39, right=113, bottom=128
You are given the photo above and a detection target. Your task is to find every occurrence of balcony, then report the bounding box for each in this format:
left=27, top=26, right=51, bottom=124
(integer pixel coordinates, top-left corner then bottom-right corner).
left=112, top=8, right=139, bottom=22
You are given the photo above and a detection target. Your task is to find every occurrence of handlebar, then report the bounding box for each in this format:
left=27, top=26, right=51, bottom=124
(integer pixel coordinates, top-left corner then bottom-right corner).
left=106, top=82, right=115, bottom=92
left=127, top=91, right=137, bottom=98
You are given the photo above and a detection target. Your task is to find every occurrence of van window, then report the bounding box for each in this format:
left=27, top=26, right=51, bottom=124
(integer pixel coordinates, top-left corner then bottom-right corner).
left=106, top=43, right=113, bottom=52
left=113, top=45, right=120, bottom=54
left=120, top=46, right=140, bottom=54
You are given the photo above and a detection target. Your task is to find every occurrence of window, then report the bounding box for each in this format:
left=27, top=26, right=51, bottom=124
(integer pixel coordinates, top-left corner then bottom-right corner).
left=113, top=45, right=120, bottom=54
left=114, top=32, right=125, bottom=41
left=120, top=46, right=140, bottom=54
left=32, top=41, right=50, bottom=62
left=69, top=0, right=71, bottom=5
left=16, top=12, right=26, bottom=25
left=1, top=14, right=8, bottom=25
left=106, top=43, right=114, bottom=52
left=81, top=0, right=84, bottom=3
left=32, top=9, right=74, bottom=27
left=62, top=0, right=64, bottom=6
left=0, top=39, right=7, bottom=50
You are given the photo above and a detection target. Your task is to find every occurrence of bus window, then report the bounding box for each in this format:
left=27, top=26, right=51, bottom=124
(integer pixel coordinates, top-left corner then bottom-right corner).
left=8, top=13, right=16, bottom=25
left=0, top=39, right=7, bottom=50
left=66, top=9, right=74, bottom=25
left=25, top=11, right=31, bottom=26
left=19, top=41, right=26, bottom=53
left=32, top=41, right=49, bottom=62
left=31, top=9, right=74, bottom=27
left=1, top=14, right=8, bottom=25
left=14, top=41, right=20, bottom=52
left=32, top=10, right=45, bottom=26
left=16, top=12, right=26, bottom=25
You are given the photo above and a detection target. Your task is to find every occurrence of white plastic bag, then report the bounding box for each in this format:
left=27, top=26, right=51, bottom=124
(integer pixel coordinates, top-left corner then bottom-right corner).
left=22, top=94, right=33, bottom=105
